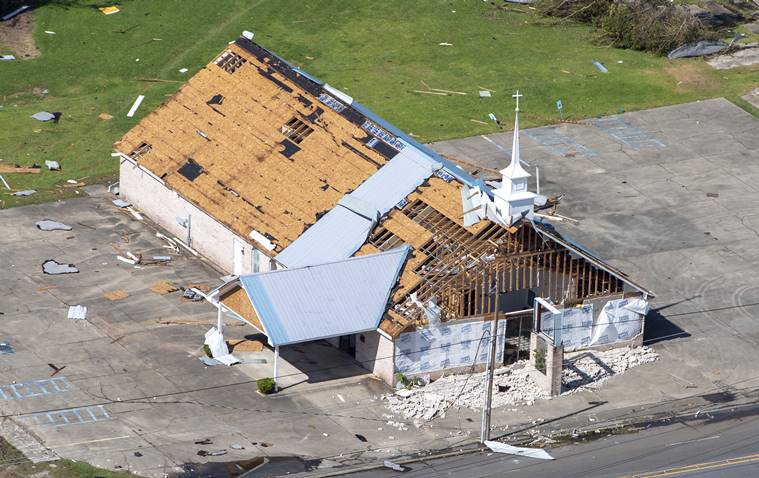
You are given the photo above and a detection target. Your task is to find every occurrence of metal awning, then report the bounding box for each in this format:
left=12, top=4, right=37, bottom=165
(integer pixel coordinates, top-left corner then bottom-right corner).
left=240, top=246, right=410, bottom=346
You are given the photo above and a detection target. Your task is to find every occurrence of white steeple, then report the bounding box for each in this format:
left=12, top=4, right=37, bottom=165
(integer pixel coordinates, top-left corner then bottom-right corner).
left=493, top=91, right=536, bottom=224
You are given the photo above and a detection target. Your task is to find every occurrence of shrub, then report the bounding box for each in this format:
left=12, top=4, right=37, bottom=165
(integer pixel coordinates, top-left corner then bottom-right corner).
left=203, top=344, right=212, bottom=358
left=257, top=377, right=276, bottom=394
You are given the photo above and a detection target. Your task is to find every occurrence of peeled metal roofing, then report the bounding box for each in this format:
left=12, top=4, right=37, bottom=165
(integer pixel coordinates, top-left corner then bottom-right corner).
left=240, top=246, right=410, bottom=346
left=276, top=148, right=437, bottom=268
left=275, top=206, right=375, bottom=268
left=350, top=146, right=440, bottom=215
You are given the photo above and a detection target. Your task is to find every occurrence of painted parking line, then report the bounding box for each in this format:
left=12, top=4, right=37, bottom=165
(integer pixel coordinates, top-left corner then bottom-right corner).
left=0, top=377, right=74, bottom=401
left=524, top=127, right=597, bottom=157
left=21, top=405, right=111, bottom=427
left=625, top=452, right=759, bottom=477
left=591, top=117, right=665, bottom=150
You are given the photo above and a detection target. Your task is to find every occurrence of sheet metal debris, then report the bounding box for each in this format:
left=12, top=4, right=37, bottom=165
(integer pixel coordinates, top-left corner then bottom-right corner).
left=127, top=95, right=145, bottom=117
left=42, top=260, right=79, bottom=274
left=112, top=199, right=131, bottom=208
left=668, top=40, right=728, bottom=59
left=479, top=90, right=492, bottom=98
left=36, top=220, right=72, bottom=231
left=30, top=112, right=58, bottom=122
left=593, top=61, right=609, bottom=73
left=0, top=342, right=15, bottom=355
left=484, top=440, right=554, bottom=460
left=67, top=305, right=87, bottom=320
left=13, top=190, right=36, bottom=196
left=1, top=5, right=30, bottom=21
left=0, top=55, right=16, bottom=61
left=383, top=459, right=405, bottom=472
left=44, top=160, right=60, bottom=171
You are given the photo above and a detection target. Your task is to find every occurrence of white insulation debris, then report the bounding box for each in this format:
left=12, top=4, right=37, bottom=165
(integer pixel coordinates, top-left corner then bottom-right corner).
left=384, top=346, right=658, bottom=421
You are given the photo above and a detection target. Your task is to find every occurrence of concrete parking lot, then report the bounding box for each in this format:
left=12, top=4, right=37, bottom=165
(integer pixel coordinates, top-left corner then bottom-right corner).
left=2, top=98, right=759, bottom=477
left=431, top=97, right=759, bottom=417
left=0, top=189, right=446, bottom=476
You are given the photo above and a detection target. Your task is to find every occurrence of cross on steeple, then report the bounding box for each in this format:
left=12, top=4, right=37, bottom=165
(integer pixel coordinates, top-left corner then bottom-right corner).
left=512, top=90, right=523, bottom=112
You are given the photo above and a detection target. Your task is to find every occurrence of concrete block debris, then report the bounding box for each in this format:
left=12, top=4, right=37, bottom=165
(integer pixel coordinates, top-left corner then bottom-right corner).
left=36, top=220, right=72, bottom=231
left=44, top=160, right=60, bottom=171
left=12, top=189, right=36, bottom=196
left=42, top=260, right=78, bottom=274
left=385, top=347, right=658, bottom=421
left=67, top=305, right=86, bottom=320
left=112, top=198, right=131, bottom=208
left=484, top=441, right=554, bottom=460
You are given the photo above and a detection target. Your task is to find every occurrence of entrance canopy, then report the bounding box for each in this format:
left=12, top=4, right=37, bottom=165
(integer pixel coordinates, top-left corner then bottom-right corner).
left=237, top=246, right=410, bottom=347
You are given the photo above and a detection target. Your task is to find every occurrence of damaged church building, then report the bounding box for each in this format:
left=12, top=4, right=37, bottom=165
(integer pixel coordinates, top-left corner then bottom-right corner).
left=114, top=34, right=653, bottom=387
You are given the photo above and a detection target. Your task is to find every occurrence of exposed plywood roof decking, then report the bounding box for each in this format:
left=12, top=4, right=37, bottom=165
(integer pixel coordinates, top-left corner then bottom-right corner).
left=116, top=42, right=391, bottom=254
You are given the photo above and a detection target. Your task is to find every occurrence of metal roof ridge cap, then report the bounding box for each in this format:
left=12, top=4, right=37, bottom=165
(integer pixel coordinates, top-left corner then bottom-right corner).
left=245, top=245, right=411, bottom=277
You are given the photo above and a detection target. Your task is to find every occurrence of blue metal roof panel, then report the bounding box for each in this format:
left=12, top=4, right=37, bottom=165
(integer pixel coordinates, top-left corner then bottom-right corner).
left=240, top=247, right=410, bottom=346
left=276, top=206, right=375, bottom=269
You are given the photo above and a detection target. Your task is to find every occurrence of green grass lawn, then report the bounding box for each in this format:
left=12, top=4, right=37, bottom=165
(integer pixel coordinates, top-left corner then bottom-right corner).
left=0, top=0, right=757, bottom=208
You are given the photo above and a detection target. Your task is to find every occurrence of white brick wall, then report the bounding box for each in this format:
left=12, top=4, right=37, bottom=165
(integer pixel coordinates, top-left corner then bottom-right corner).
left=118, top=157, right=271, bottom=275
left=355, top=330, right=395, bottom=385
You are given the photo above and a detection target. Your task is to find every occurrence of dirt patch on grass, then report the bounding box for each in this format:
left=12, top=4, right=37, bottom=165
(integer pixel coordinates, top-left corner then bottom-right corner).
left=666, top=62, right=719, bottom=90
left=0, top=11, right=40, bottom=59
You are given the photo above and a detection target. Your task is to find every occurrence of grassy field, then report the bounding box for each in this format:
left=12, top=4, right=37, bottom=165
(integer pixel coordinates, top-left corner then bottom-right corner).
left=0, top=437, right=138, bottom=478
left=0, top=0, right=757, bottom=208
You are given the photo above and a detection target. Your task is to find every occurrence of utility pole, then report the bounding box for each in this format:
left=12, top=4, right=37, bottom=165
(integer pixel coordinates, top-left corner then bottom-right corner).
left=481, top=277, right=500, bottom=443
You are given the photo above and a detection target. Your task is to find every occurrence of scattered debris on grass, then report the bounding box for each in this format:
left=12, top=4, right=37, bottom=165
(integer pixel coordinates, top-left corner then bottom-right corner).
left=179, top=67, right=188, bottom=73
left=99, top=112, right=113, bottom=121
left=668, top=40, right=728, bottom=59
left=127, top=94, right=145, bottom=117
left=30, top=111, right=60, bottom=122
left=36, top=220, right=72, bottom=231
left=0, top=55, right=15, bottom=60
left=104, top=290, right=129, bottom=301
left=438, top=42, right=453, bottom=46
left=479, top=90, right=492, bottom=98
left=44, top=160, right=60, bottom=171
left=385, top=347, right=659, bottom=422
left=67, top=305, right=87, bottom=320
left=99, top=6, right=121, bottom=15
left=0, top=164, right=40, bottom=173
left=12, top=189, right=36, bottom=196
left=0, top=175, right=10, bottom=190
left=42, top=259, right=78, bottom=274
left=1, top=5, right=30, bottom=21
left=593, top=61, right=608, bottom=73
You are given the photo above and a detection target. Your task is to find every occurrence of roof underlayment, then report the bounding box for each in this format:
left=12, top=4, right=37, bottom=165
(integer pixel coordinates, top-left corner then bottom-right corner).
left=239, top=247, right=410, bottom=346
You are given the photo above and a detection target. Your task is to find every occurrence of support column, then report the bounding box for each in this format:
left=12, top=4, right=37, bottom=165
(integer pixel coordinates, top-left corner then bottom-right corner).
left=217, top=304, right=223, bottom=333
left=273, top=346, right=280, bottom=392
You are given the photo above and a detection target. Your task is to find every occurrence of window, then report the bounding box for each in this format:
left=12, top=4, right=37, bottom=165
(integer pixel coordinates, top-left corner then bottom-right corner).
left=514, top=181, right=526, bottom=192
left=215, top=51, right=247, bottom=74
left=281, top=117, right=314, bottom=144
left=252, top=249, right=260, bottom=273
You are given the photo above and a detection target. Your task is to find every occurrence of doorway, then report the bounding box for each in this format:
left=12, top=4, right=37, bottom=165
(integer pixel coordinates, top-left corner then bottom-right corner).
left=503, top=312, right=533, bottom=364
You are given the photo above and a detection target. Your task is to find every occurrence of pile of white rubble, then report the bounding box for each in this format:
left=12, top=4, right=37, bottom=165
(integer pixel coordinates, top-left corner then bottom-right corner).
left=384, top=346, right=658, bottom=421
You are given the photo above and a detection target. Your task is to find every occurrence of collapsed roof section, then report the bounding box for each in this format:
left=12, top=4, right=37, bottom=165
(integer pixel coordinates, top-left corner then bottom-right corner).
left=115, top=37, right=476, bottom=257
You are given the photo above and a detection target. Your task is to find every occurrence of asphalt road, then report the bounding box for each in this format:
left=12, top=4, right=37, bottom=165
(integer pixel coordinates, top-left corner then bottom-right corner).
left=345, top=403, right=759, bottom=478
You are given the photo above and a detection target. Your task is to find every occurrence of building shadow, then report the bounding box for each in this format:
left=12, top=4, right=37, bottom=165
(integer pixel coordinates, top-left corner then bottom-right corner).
left=644, top=304, right=691, bottom=345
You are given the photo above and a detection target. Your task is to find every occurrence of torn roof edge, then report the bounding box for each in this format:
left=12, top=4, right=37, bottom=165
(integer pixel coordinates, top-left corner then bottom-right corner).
left=533, top=219, right=654, bottom=297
